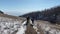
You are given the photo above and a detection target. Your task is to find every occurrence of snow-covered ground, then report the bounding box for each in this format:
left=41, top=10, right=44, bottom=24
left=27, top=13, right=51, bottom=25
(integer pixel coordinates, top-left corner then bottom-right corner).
left=0, top=17, right=21, bottom=34
left=16, top=21, right=26, bottom=34
left=34, top=21, right=60, bottom=34
left=0, top=16, right=60, bottom=34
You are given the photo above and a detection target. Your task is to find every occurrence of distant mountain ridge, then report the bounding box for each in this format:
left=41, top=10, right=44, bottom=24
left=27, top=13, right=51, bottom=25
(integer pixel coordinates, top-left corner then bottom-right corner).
left=19, top=6, right=60, bottom=24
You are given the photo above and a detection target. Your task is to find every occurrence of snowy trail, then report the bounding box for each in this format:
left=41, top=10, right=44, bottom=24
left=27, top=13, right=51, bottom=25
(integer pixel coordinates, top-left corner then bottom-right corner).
left=16, top=21, right=27, bottom=34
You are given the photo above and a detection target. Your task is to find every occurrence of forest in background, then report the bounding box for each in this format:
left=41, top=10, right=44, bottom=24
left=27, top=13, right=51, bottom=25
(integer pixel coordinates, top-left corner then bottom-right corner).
left=20, top=6, right=60, bottom=24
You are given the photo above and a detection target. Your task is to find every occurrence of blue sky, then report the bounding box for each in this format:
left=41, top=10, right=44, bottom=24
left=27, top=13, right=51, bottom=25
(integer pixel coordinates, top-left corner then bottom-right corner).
left=0, top=0, right=60, bottom=16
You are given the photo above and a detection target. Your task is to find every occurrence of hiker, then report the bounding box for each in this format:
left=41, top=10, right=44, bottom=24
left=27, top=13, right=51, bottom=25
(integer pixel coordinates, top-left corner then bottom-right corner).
left=25, top=16, right=30, bottom=25
left=31, top=17, right=34, bottom=24
left=25, top=16, right=37, bottom=34
left=26, top=16, right=33, bottom=26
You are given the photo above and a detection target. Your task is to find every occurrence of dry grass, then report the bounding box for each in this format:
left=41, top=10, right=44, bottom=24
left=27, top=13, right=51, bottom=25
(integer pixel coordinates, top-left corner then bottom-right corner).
left=34, top=20, right=60, bottom=29
left=0, top=14, right=26, bottom=20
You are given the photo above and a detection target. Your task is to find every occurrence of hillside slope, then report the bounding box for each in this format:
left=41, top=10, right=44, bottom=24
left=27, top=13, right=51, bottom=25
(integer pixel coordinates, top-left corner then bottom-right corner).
left=0, top=14, right=26, bottom=34
left=20, top=6, right=60, bottom=24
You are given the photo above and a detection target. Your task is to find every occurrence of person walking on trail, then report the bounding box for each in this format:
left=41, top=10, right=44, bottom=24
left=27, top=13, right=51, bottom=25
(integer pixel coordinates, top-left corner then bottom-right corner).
left=25, top=16, right=30, bottom=25
left=25, top=16, right=34, bottom=26
left=25, top=16, right=37, bottom=34
left=31, top=17, right=34, bottom=25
